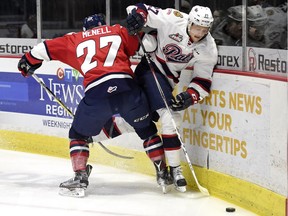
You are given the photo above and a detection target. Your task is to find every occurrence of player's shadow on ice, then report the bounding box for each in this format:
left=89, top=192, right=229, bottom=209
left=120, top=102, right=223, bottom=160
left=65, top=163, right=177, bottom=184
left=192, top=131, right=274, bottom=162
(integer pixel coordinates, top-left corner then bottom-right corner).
left=88, top=178, right=158, bottom=196
left=86, top=176, right=206, bottom=199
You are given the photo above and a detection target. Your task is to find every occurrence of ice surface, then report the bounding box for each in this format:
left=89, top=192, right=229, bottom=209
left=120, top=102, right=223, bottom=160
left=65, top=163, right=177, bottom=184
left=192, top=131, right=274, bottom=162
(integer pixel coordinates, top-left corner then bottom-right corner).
left=0, top=149, right=256, bottom=216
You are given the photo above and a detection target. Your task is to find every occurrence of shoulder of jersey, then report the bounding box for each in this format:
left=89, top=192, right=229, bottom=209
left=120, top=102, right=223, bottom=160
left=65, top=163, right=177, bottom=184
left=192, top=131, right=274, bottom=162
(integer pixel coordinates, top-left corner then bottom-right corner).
left=65, top=32, right=77, bottom=35
left=200, top=34, right=218, bottom=57
left=163, top=9, right=188, bottom=26
left=165, top=8, right=188, bottom=19
left=112, top=24, right=123, bottom=30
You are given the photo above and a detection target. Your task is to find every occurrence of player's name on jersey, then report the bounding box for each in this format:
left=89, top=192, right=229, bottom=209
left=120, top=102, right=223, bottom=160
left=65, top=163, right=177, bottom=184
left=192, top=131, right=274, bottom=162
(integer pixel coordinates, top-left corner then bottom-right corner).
left=82, top=26, right=112, bottom=38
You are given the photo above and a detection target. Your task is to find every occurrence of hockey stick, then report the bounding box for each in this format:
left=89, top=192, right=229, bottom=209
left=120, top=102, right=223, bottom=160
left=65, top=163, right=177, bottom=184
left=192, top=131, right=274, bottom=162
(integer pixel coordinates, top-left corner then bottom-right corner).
left=137, top=35, right=209, bottom=196
left=31, top=74, right=133, bottom=159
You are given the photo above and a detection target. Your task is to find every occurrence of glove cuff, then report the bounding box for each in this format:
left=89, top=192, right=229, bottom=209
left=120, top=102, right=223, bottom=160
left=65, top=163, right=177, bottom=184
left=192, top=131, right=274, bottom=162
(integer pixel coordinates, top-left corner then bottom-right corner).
left=135, top=3, right=148, bottom=22
left=26, top=52, right=43, bottom=65
left=135, top=8, right=148, bottom=22
left=186, top=88, right=200, bottom=104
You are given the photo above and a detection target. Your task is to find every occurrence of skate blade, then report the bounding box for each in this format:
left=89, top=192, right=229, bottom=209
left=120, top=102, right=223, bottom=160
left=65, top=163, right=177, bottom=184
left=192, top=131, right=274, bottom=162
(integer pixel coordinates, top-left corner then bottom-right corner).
left=158, top=184, right=172, bottom=194
left=162, top=185, right=167, bottom=194
left=175, top=185, right=187, bottom=193
left=59, top=187, right=85, bottom=198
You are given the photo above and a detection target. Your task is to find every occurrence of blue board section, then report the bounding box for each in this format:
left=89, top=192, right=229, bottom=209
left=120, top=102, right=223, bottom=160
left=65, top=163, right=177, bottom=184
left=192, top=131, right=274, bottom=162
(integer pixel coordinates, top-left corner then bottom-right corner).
left=0, top=72, right=84, bottom=119
left=0, top=81, right=28, bottom=101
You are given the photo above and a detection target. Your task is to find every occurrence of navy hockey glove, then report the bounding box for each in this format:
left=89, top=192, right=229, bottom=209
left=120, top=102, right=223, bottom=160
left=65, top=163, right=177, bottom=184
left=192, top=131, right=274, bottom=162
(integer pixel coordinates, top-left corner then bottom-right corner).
left=18, top=52, right=42, bottom=77
left=126, top=8, right=147, bottom=35
left=171, top=88, right=200, bottom=111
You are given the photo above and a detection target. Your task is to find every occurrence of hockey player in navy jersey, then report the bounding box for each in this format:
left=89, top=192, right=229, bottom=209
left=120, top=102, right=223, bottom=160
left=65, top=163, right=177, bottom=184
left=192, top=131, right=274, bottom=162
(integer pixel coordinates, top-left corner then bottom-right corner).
left=125, top=4, right=218, bottom=192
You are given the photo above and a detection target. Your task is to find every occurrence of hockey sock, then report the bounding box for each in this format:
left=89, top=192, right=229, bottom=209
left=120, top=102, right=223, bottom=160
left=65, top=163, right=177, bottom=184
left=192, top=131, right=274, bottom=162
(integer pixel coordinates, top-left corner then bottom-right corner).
left=69, top=139, right=90, bottom=172
left=143, top=134, right=166, bottom=165
left=162, top=134, right=181, bottom=167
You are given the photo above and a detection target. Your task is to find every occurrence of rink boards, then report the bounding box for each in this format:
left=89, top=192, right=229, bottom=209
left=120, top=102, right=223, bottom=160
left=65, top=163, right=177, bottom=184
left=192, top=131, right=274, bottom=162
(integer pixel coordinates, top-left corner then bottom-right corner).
left=0, top=52, right=287, bottom=215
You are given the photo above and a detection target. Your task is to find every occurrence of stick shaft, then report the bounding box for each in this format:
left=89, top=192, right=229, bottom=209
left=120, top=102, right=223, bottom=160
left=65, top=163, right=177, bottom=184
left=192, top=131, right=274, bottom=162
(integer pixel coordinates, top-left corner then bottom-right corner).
left=32, top=74, right=74, bottom=117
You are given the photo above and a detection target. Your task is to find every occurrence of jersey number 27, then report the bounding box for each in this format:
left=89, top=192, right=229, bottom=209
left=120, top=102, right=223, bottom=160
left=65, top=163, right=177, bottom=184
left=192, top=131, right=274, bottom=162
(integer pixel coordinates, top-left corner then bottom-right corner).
left=76, top=35, right=121, bottom=74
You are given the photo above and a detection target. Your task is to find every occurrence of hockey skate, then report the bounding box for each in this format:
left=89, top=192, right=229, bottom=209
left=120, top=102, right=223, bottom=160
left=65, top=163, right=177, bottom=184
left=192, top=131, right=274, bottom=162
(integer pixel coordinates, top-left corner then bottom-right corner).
left=170, top=166, right=187, bottom=192
left=59, top=164, right=92, bottom=198
left=154, top=161, right=173, bottom=194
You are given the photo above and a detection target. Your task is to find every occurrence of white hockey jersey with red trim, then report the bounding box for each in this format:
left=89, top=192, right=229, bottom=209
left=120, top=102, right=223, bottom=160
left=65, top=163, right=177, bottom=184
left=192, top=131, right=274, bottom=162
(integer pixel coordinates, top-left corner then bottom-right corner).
left=128, top=4, right=218, bottom=98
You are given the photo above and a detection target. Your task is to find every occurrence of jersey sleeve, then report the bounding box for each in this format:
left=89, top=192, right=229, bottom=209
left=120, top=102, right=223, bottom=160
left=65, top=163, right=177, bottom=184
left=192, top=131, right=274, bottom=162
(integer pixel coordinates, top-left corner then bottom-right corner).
left=119, top=26, right=140, bottom=56
left=44, top=35, right=73, bottom=62
left=188, top=35, right=218, bottom=99
left=30, top=41, right=50, bottom=61
left=189, top=61, right=214, bottom=99
left=29, top=34, right=75, bottom=63
left=146, top=6, right=169, bottom=29
left=138, top=33, right=157, bottom=55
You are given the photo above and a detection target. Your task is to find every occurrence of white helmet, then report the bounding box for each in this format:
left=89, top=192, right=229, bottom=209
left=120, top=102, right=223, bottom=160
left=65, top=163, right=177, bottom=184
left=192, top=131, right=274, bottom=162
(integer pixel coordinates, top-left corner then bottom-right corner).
left=188, top=5, right=214, bottom=29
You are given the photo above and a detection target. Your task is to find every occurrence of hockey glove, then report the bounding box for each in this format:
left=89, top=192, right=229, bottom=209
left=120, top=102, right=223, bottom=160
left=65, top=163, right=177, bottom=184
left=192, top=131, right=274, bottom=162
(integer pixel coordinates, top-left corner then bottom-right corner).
left=171, top=88, right=200, bottom=111
left=18, top=53, right=42, bottom=77
left=126, top=8, right=146, bottom=35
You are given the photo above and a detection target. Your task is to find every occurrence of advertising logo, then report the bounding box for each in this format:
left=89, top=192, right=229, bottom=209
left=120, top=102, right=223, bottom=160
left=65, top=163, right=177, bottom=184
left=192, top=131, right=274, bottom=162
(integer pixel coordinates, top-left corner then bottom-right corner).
left=247, top=48, right=287, bottom=73
left=57, top=68, right=65, bottom=80
left=248, top=48, right=257, bottom=71
left=64, top=68, right=73, bottom=82
left=56, top=67, right=81, bottom=82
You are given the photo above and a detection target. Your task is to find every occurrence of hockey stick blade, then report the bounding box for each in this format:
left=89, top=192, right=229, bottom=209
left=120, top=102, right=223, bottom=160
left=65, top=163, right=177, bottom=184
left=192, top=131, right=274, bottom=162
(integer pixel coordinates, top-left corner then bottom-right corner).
left=97, top=142, right=134, bottom=159
left=199, top=186, right=209, bottom=196
left=185, top=151, right=210, bottom=196
left=194, top=177, right=209, bottom=196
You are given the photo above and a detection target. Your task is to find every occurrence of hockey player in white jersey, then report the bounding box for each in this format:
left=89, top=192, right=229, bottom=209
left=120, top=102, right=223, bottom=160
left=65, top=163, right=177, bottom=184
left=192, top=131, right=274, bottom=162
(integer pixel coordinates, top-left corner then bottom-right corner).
left=125, top=3, right=218, bottom=192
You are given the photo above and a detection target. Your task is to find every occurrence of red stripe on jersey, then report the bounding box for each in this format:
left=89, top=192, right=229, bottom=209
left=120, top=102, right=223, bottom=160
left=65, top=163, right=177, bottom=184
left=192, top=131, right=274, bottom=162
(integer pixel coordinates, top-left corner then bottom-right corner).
left=192, top=77, right=212, bottom=93
left=26, top=52, right=42, bottom=64
left=112, top=116, right=122, bottom=135
left=102, top=128, right=110, bottom=138
left=155, top=55, right=179, bottom=84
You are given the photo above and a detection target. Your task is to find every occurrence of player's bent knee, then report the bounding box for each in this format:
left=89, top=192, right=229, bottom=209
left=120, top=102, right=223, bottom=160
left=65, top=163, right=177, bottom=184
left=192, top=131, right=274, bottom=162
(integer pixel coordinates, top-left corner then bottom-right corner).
left=134, top=121, right=158, bottom=140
